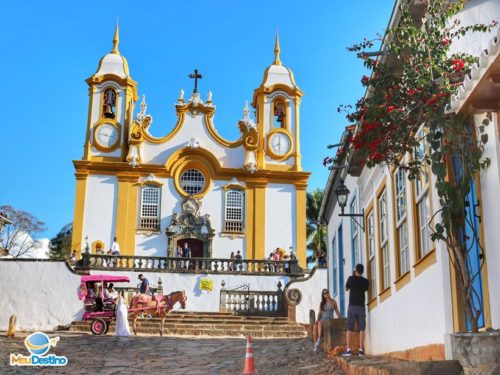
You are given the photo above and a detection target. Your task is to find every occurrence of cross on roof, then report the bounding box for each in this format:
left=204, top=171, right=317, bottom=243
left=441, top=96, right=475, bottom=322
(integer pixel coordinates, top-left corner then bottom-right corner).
left=188, top=69, right=203, bottom=94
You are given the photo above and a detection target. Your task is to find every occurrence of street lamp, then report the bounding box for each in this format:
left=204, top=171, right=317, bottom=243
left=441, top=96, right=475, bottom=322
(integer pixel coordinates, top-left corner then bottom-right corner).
left=335, top=179, right=365, bottom=232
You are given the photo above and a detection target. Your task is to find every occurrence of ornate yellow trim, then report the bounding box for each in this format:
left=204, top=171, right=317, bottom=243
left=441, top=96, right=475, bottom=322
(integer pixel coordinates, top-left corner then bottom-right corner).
left=295, top=186, right=307, bottom=267
left=294, top=99, right=302, bottom=171
left=266, top=128, right=294, bottom=161
left=223, top=183, right=246, bottom=191
left=92, top=120, right=121, bottom=152
left=74, top=158, right=310, bottom=184
left=245, top=183, right=255, bottom=260
left=92, top=240, right=105, bottom=254
left=246, top=179, right=266, bottom=260
left=115, top=173, right=139, bottom=256
left=204, top=114, right=243, bottom=148
left=252, top=84, right=304, bottom=107
left=86, top=74, right=138, bottom=101
left=141, top=112, right=185, bottom=144
left=168, top=151, right=214, bottom=199
left=71, top=171, right=88, bottom=255
left=137, top=178, right=163, bottom=187
left=174, top=165, right=211, bottom=199
left=238, top=121, right=259, bottom=152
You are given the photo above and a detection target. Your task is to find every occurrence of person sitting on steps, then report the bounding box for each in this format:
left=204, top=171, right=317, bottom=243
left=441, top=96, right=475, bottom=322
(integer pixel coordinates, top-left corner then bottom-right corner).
left=314, top=289, right=341, bottom=352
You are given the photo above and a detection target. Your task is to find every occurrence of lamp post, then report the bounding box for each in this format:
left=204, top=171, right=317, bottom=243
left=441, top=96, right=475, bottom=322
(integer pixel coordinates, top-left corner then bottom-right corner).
left=335, top=179, right=365, bottom=232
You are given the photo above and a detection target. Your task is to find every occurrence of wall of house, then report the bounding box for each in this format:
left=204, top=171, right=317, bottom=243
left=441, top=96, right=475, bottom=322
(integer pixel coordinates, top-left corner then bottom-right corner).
left=324, top=163, right=453, bottom=355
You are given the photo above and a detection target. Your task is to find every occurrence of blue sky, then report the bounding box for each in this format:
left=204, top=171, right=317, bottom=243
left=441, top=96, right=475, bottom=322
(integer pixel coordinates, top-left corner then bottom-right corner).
left=0, top=0, right=394, bottom=238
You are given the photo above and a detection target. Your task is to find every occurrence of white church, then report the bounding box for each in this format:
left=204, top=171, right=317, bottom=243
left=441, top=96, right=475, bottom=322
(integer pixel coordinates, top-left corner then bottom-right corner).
left=70, top=28, right=309, bottom=267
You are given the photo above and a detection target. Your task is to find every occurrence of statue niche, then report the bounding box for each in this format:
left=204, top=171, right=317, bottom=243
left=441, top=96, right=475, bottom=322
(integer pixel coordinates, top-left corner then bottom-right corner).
left=165, top=197, right=215, bottom=257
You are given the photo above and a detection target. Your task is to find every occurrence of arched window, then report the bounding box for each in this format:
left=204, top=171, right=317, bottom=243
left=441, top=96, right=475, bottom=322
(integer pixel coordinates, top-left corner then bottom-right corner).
left=273, top=100, right=286, bottom=128
left=138, top=186, right=161, bottom=230
left=102, top=88, right=117, bottom=119
left=224, top=190, right=245, bottom=232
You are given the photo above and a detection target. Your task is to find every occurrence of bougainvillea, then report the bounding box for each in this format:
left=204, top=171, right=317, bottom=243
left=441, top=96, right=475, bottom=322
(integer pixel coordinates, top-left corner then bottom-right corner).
left=326, top=0, right=497, bottom=332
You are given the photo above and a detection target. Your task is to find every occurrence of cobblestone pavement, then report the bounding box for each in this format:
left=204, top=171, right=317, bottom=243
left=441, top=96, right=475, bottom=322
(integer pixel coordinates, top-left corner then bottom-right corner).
left=1, top=333, right=343, bottom=375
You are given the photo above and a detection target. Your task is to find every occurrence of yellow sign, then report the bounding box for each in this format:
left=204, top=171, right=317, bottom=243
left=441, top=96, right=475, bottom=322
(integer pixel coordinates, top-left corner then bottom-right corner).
left=199, top=278, right=214, bottom=292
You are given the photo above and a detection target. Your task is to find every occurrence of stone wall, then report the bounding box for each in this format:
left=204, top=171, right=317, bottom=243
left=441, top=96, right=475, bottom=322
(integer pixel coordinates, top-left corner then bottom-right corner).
left=0, top=259, right=325, bottom=330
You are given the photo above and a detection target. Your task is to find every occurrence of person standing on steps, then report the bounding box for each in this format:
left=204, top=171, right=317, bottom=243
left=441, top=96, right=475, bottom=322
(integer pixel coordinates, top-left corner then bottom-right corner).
left=342, top=263, right=369, bottom=357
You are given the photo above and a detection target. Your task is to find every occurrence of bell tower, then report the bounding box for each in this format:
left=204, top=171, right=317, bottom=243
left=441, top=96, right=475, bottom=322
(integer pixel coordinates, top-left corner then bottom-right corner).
left=252, top=33, right=304, bottom=171
left=82, top=25, right=138, bottom=161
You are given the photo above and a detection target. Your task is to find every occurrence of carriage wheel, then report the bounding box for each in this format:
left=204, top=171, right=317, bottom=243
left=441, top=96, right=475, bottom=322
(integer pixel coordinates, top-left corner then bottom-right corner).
left=90, top=319, right=108, bottom=335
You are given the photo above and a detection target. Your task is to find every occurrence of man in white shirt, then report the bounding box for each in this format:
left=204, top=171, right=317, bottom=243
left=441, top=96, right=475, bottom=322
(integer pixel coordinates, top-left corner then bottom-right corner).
left=111, top=237, right=120, bottom=255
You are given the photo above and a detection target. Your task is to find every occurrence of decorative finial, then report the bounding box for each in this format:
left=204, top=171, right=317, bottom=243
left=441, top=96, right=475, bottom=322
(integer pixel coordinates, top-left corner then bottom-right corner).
left=140, top=95, right=147, bottom=112
left=179, top=89, right=185, bottom=102
left=111, top=24, right=120, bottom=54
left=273, top=30, right=281, bottom=65
left=243, top=100, right=250, bottom=120
left=207, top=90, right=213, bottom=103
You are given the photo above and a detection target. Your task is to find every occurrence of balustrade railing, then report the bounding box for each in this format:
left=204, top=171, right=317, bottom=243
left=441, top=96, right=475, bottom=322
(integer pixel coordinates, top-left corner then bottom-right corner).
left=220, top=284, right=285, bottom=316
left=75, top=253, right=304, bottom=276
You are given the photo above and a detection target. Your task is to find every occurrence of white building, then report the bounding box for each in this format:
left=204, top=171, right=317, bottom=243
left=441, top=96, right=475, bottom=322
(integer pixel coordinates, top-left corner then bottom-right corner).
left=71, top=29, right=309, bottom=266
left=319, top=0, right=500, bottom=359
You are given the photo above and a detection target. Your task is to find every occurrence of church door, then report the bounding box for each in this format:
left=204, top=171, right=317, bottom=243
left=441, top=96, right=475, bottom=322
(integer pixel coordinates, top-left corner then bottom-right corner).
left=178, top=239, right=204, bottom=258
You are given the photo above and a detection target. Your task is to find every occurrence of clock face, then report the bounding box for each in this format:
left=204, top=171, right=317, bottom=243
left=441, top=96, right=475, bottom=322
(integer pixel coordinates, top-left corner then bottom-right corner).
left=95, top=123, right=119, bottom=148
left=269, top=132, right=292, bottom=157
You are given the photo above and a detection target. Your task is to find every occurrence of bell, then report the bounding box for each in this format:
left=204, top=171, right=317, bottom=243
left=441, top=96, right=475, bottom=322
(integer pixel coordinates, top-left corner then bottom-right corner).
left=103, top=105, right=115, bottom=119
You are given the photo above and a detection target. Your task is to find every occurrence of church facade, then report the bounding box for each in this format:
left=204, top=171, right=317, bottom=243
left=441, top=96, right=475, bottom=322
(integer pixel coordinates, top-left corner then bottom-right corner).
left=71, top=28, right=309, bottom=266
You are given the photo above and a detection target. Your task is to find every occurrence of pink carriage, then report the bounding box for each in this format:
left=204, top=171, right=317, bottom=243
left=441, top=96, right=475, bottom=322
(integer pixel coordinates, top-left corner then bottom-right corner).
left=78, top=274, right=131, bottom=335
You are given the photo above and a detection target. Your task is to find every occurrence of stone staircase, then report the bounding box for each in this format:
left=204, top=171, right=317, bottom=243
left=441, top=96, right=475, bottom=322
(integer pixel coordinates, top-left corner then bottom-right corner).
left=68, top=311, right=308, bottom=338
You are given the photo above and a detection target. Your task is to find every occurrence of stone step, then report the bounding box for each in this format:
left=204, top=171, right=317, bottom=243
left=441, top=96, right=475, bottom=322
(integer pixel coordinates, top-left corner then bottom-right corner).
left=72, top=318, right=295, bottom=326
left=70, top=323, right=305, bottom=333
left=69, top=325, right=307, bottom=338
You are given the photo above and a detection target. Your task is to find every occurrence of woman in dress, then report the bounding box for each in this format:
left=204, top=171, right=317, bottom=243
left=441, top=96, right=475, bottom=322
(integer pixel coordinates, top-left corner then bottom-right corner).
left=115, top=290, right=130, bottom=337
left=314, top=289, right=341, bottom=352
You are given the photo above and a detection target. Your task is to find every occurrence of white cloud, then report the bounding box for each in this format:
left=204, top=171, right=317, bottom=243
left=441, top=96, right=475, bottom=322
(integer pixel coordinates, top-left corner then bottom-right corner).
left=2, top=232, right=49, bottom=259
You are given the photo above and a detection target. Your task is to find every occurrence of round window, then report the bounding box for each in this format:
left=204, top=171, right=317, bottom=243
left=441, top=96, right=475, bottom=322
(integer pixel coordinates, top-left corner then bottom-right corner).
left=179, top=169, right=205, bottom=195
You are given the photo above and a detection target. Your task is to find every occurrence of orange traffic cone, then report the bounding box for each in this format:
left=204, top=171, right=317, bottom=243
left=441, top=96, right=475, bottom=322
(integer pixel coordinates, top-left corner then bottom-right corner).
left=243, top=336, right=256, bottom=374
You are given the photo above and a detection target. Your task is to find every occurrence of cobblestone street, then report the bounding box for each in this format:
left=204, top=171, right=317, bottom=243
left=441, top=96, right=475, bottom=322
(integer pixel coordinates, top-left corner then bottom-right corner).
left=1, top=333, right=343, bottom=375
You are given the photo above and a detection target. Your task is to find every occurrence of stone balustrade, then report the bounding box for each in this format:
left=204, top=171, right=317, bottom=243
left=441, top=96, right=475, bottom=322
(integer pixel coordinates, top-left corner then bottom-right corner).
left=75, top=253, right=304, bottom=276
left=220, top=287, right=285, bottom=316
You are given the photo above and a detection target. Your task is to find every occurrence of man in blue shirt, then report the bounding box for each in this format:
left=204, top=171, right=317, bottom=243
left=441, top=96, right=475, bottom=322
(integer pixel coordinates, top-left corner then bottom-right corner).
left=138, top=274, right=150, bottom=295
